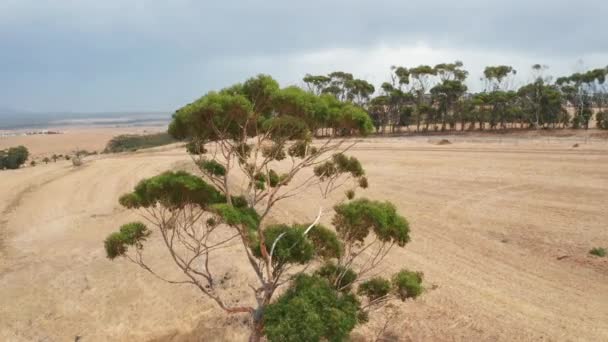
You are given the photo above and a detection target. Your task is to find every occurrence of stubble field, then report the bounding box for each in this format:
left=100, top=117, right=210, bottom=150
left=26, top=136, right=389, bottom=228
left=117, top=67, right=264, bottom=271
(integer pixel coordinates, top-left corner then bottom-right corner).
left=1, top=132, right=607, bottom=341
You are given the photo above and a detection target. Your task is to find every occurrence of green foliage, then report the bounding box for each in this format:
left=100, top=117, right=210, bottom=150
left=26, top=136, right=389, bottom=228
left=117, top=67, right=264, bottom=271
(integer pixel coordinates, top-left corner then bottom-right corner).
left=104, top=133, right=177, bottom=153
left=306, top=224, right=343, bottom=259
left=252, top=224, right=315, bottom=267
left=597, top=111, right=608, bottom=129
left=118, top=171, right=224, bottom=210
left=250, top=223, right=341, bottom=266
left=199, top=159, right=226, bottom=176
left=589, top=247, right=606, bottom=257
left=262, top=142, right=287, bottom=161
left=333, top=198, right=410, bottom=246
left=392, top=269, right=423, bottom=300
left=314, top=153, right=365, bottom=181
left=264, top=274, right=360, bottom=342
left=104, top=222, right=151, bottom=260
left=0, top=145, right=29, bottom=170
left=316, top=262, right=357, bottom=290
left=211, top=203, right=260, bottom=232
left=358, top=277, right=391, bottom=301
left=170, top=75, right=374, bottom=145
left=268, top=169, right=280, bottom=187
left=185, top=140, right=208, bottom=155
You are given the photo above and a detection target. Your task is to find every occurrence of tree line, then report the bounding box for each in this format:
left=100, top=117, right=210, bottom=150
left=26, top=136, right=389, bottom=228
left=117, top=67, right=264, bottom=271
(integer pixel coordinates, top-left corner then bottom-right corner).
left=302, top=64, right=608, bottom=134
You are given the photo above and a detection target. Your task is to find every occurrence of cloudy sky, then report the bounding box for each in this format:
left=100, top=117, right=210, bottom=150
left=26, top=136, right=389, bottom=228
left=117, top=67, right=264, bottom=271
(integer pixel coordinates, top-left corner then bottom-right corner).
left=1, top=0, right=607, bottom=113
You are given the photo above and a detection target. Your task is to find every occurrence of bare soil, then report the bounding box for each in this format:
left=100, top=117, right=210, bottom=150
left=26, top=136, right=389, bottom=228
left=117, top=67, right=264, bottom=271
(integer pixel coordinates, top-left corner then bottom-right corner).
left=1, top=130, right=607, bottom=341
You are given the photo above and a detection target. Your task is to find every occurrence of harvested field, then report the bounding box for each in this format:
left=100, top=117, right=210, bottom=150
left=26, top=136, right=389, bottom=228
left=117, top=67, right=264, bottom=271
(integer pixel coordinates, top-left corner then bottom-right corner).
left=1, top=134, right=607, bottom=341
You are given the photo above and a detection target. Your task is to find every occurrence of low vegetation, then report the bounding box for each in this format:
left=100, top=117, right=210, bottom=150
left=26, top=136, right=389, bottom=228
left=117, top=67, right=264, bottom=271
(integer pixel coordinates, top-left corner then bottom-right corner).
left=0, top=145, right=29, bottom=170
left=103, top=132, right=177, bottom=153
left=589, top=247, right=606, bottom=257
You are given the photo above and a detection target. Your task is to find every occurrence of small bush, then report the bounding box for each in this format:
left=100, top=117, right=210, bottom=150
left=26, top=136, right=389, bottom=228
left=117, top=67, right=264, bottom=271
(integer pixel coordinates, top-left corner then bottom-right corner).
left=104, top=132, right=177, bottom=153
left=589, top=247, right=606, bottom=257
left=392, top=269, right=423, bottom=300
left=358, top=277, right=391, bottom=301
left=345, top=189, right=355, bottom=200
left=0, top=145, right=29, bottom=170
left=436, top=139, right=451, bottom=145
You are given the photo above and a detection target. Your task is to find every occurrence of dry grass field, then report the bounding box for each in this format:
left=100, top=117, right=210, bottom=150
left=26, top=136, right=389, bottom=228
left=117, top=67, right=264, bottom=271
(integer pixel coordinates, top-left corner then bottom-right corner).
left=1, top=131, right=607, bottom=341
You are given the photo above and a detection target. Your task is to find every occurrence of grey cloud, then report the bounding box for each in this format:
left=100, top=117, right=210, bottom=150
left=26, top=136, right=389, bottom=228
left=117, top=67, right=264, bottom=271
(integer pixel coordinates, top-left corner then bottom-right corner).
left=0, top=0, right=606, bottom=111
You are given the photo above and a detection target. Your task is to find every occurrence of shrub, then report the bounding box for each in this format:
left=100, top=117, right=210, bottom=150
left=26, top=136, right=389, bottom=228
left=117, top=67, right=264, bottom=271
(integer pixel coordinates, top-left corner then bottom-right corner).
left=345, top=189, right=355, bottom=200
left=392, top=269, right=424, bottom=300
left=589, top=247, right=606, bottom=257
left=71, top=155, right=83, bottom=166
left=0, top=145, right=29, bottom=170
left=358, top=277, right=391, bottom=301
left=104, top=132, right=177, bottom=153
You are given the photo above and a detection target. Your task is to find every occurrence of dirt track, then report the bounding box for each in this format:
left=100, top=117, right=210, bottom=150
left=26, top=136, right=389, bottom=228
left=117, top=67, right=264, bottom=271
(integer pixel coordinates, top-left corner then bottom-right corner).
left=1, top=137, right=607, bottom=341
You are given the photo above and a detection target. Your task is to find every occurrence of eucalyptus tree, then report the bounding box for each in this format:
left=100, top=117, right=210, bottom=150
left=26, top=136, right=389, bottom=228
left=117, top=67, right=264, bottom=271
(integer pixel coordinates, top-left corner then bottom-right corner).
left=557, top=67, right=608, bottom=129
left=303, top=74, right=331, bottom=95
left=518, top=81, right=565, bottom=128
left=409, top=65, right=437, bottom=131
left=369, top=66, right=414, bottom=133
left=481, top=65, right=519, bottom=129
left=303, top=72, right=375, bottom=108
left=430, top=62, right=469, bottom=131
left=483, top=65, right=517, bottom=92
left=104, top=75, right=422, bottom=341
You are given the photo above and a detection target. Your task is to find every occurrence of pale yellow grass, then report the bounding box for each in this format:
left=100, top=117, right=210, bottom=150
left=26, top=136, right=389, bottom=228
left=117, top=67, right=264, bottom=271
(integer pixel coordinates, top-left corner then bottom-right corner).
left=1, top=132, right=607, bottom=341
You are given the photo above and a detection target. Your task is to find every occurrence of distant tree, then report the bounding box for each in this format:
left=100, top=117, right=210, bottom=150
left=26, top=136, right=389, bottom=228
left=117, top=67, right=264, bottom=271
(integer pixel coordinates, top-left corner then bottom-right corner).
left=483, top=65, right=517, bottom=92
left=104, top=75, right=421, bottom=341
left=409, top=65, right=437, bottom=131
left=42, top=157, right=50, bottom=164
left=52, top=154, right=58, bottom=162
left=431, top=63, right=468, bottom=131
left=557, top=67, right=608, bottom=129
left=304, top=72, right=375, bottom=107
left=30, top=160, right=36, bottom=167
left=0, top=145, right=29, bottom=170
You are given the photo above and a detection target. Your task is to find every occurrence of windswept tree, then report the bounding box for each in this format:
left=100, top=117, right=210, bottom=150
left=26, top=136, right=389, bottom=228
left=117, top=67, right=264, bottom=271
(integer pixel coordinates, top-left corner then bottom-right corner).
left=304, top=72, right=375, bottom=107
left=557, top=67, right=608, bottom=129
left=483, top=65, right=517, bottom=92
left=369, top=66, right=414, bottom=133
left=431, top=62, right=469, bottom=130
left=409, top=65, right=437, bottom=131
left=104, top=75, right=422, bottom=341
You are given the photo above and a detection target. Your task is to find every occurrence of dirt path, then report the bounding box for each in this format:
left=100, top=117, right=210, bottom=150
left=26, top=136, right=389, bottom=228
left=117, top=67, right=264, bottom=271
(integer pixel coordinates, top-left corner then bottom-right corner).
left=1, top=140, right=607, bottom=341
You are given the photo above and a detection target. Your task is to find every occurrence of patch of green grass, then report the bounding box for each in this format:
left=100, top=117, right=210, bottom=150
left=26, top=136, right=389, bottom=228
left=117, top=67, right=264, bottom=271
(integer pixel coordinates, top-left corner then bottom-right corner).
left=589, top=247, right=606, bottom=257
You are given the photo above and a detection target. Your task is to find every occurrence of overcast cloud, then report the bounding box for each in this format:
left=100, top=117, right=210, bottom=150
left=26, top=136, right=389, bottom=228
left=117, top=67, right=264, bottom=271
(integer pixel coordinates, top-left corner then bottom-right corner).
left=1, top=0, right=607, bottom=112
